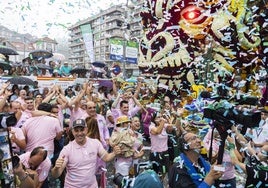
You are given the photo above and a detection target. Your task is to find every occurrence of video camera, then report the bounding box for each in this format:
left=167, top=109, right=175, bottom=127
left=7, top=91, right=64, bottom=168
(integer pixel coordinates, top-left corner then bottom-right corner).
left=0, top=112, right=17, bottom=129
left=200, top=88, right=261, bottom=134
left=113, top=161, right=153, bottom=188
left=203, top=104, right=261, bottom=134
left=200, top=84, right=261, bottom=166
left=113, top=173, right=135, bottom=188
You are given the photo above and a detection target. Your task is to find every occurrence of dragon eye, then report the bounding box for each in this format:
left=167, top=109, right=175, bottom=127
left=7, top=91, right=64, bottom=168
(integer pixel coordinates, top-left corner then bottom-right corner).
left=182, top=9, right=201, bottom=20
left=181, top=5, right=204, bottom=23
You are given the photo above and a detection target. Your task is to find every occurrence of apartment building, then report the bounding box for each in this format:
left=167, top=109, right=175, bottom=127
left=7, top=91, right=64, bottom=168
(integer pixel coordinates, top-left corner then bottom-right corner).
left=68, top=1, right=143, bottom=77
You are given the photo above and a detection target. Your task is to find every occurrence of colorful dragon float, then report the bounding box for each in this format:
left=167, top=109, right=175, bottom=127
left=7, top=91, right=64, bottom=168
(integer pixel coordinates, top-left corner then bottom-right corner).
left=139, top=0, right=268, bottom=98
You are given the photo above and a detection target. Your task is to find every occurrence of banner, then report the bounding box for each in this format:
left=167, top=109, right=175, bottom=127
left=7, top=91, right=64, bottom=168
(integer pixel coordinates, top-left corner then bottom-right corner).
left=80, top=24, right=95, bottom=63
left=109, top=39, right=124, bottom=61
left=126, top=41, right=138, bottom=64
left=110, top=39, right=138, bottom=64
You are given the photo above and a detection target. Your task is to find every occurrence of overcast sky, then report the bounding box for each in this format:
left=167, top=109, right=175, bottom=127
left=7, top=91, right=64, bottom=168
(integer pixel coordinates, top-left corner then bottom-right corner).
left=0, top=0, right=126, bottom=39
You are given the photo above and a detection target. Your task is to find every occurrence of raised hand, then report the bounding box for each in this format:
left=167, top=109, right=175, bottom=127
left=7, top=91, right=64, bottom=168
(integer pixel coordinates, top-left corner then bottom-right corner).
left=205, top=165, right=224, bottom=185
left=55, top=155, right=65, bottom=169
left=113, top=146, right=122, bottom=156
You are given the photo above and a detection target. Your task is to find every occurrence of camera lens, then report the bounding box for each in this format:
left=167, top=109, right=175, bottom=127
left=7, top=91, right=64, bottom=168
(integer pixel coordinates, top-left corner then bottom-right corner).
left=113, top=173, right=124, bottom=188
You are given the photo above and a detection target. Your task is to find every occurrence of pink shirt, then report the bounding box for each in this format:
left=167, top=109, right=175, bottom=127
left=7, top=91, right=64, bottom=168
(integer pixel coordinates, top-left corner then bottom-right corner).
left=22, top=116, right=62, bottom=157
left=96, top=114, right=110, bottom=149
left=132, top=131, right=143, bottom=151
left=56, top=105, right=64, bottom=129
left=15, top=111, right=31, bottom=128
left=23, top=110, right=33, bottom=119
left=203, top=129, right=235, bottom=180
left=19, top=152, right=51, bottom=182
left=59, top=138, right=106, bottom=188
left=149, top=123, right=168, bottom=152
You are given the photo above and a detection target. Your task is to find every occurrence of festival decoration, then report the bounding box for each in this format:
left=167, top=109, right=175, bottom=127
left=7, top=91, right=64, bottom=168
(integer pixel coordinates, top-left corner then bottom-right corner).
left=139, top=0, right=268, bottom=98
left=0, top=0, right=125, bottom=37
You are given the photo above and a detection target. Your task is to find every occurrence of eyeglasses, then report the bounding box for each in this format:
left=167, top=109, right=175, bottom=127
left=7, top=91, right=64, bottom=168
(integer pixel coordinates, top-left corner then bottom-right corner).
left=87, top=106, right=96, bottom=109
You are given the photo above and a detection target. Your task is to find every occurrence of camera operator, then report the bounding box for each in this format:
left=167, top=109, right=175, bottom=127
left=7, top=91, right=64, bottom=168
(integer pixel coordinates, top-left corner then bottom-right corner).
left=0, top=95, right=26, bottom=155
left=230, top=125, right=268, bottom=187
left=169, top=132, right=223, bottom=188
left=14, top=146, right=51, bottom=188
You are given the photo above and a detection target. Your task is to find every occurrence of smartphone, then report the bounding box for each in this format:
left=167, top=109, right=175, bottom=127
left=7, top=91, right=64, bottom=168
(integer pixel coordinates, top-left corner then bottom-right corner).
left=213, top=165, right=225, bottom=172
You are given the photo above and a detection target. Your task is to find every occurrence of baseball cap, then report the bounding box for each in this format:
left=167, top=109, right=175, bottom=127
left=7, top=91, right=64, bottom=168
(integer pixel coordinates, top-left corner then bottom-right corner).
left=72, top=119, right=86, bottom=128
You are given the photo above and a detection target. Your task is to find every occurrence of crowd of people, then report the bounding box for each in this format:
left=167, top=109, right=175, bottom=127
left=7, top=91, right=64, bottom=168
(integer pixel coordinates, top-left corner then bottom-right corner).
left=0, top=58, right=69, bottom=77
left=0, top=72, right=267, bottom=188
left=0, top=57, right=109, bottom=78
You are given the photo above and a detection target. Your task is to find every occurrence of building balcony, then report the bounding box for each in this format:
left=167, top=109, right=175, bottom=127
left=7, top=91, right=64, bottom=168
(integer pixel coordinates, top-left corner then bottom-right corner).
left=69, top=42, right=84, bottom=48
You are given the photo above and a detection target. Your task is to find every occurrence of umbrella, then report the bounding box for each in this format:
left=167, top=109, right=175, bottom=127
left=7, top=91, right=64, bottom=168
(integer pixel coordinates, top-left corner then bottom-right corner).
left=98, top=79, right=113, bottom=88
left=0, top=45, right=19, bottom=55
left=0, top=60, right=12, bottom=70
left=0, top=53, right=6, bottom=60
left=92, top=61, right=106, bottom=68
left=11, top=62, right=23, bottom=67
left=35, top=63, right=51, bottom=70
left=52, top=53, right=65, bottom=61
left=8, top=76, right=35, bottom=85
left=29, top=50, right=53, bottom=59
left=70, top=67, right=89, bottom=74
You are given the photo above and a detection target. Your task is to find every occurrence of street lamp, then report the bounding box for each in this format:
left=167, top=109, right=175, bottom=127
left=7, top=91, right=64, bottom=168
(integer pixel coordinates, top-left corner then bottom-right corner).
left=121, top=2, right=132, bottom=79
left=23, top=37, right=26, bottom=58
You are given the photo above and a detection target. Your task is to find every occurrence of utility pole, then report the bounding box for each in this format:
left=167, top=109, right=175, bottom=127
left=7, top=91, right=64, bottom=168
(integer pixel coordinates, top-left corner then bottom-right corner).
left=123, top=42, right=126, bottom=79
